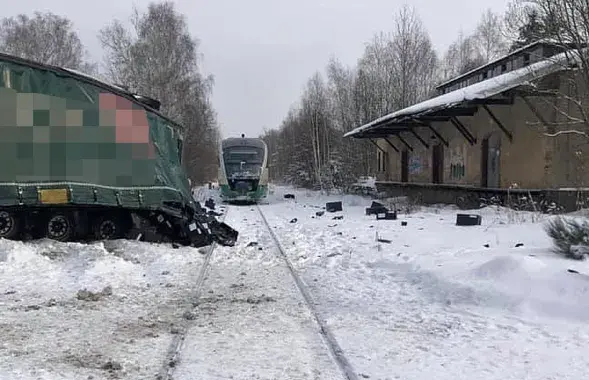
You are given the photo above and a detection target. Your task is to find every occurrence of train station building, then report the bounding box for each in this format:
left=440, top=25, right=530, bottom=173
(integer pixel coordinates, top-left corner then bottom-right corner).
left=345, top=40, right=589, bottom=211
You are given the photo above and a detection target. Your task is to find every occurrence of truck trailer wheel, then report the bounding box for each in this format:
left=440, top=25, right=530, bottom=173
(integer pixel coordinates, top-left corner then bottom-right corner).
left=93, top=215, right=124, bottom=240
left=46, top=213, right=74, bottom=242
left=0, top=210, right=19, bottom=239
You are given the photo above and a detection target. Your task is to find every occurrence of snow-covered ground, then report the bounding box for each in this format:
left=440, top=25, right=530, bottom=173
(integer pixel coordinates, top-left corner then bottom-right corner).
left=261, top=186, right=589, bottom=380
left=2, top=185, right=589, bottom=379
left=173, top=206, right=341, bottom=379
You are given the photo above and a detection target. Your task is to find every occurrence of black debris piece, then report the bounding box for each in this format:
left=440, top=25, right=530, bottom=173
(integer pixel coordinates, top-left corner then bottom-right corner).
left=484, top=244, right=490, bottom=248
left=332, top=215, right=343, bottom=220
left=401, top=221, right=407, bottom=226
left=316, top=211, right=325, bottom=217
left=290, top=218, right=297, bottom=223
left=366, top=201, right=389, bottom=215
left=377, top=238, right=392, bottom=243
left=204, top=198, right=215, bottom=209
left=246, top=241, right=258, bottom=247
left=376, top=211, right=397, bottom=220
left=456, top=213, right=482, bottom=226
left=515, top=243, right=524, bottom=247
left=568, top=269, right=580, bottom=274
left=284, top=194, right=295, bottom=199
left=326, top=201, right=342, bottom=212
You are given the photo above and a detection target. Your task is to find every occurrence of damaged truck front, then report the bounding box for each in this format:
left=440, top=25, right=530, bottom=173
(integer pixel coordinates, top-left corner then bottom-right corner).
left=0, top=53, right=237, bottom=247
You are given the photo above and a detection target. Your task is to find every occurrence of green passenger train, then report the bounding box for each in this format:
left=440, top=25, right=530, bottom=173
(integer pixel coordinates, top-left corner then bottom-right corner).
left=218, top=136, right=268, bottom=203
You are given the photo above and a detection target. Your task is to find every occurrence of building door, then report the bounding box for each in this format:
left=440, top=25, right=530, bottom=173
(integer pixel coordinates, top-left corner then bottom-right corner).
left=481, top=133, right=501, bottom=188
left=432, top=144, right=444, bottom=184
left=401, top=150, right=409, bottom=182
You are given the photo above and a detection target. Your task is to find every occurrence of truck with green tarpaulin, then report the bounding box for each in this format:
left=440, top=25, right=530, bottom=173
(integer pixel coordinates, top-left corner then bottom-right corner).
left=0, top=52, right=237, bottom=247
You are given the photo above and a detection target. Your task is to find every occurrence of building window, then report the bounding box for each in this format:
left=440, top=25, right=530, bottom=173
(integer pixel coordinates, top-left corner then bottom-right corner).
left=501, top=63, right=507, bottom=72
left=482, top=71, right=488, bottom=80
left=523, top=53, right=530, bottom=66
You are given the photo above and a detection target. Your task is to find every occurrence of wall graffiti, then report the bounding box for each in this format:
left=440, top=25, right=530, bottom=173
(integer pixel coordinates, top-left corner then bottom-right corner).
left=450, top=145, right=466, bottom=180
left=409, top=156, right=421, bottom=174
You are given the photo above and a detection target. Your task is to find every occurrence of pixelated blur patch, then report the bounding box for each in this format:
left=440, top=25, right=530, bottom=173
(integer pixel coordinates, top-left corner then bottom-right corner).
left=116, top=110, right=149, bottom=144
left=16, top=142, right=33, bottom=159
left=99, top=93, right=117, bottom=110
left=33, top=110, right=50, bottom=126
left=83, top=109, right=99, bottom=127
left=0, top=87, right=17, bottom=127
left=32, top=126, right=50, bottom=143
left=65, top=109, right=83, bottom=127
left=99, top=109, right=116, bottom=127
left=131, top=143, right=150, bottom=159
left=32, top=93, right=51, bottom=110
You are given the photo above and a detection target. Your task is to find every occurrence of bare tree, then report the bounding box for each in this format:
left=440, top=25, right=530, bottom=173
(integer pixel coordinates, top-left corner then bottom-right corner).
left=441, top=32, right=486, bottom=79
left=262, top=5, right=438, bottom=190
left=99, top=1, right=221, bottom=184
left=390, top=4, right=438, bottom=107
left=474, top=9, right=509, bottom=61
left=0, top=11, right=95, bottom=72
left=516, top=0, right=589, bottom=136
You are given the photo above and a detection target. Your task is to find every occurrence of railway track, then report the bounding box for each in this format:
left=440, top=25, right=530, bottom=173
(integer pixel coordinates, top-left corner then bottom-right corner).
left=156, top=205, right=230, bottom=380
left=157, top=203, right=358, bottom=380
left=256, top=205, right=359, bottom=380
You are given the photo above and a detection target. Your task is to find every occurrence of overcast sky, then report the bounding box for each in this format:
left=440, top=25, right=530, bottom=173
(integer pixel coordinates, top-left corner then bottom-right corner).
left=8, top=0, right=510, bottom=138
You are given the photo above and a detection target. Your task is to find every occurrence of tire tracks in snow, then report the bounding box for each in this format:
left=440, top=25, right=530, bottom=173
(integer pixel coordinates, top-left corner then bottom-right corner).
left=156, top=206, right=230, bottom=380
left=256, top=205, right=359, bottom=380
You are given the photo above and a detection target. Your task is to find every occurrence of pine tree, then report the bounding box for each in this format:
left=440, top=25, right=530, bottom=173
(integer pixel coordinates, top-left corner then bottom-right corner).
left=510, top=9, right=545, bottom=51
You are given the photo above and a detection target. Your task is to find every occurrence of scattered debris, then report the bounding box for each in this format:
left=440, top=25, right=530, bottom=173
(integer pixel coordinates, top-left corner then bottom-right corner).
left=456, top=213, right=482, bottom=226
left=377, top=238, right=392, bottom=243
left=484, top=244, right=490, bottom=248
left=204, top=198, right=215, bottom=209
left=246, top=241, right=258, bottom=247
left=401, top=221, right=407, bottom=226
left=326, top=201, right=342, bottom=212
left=76, top=286, right=112, bottom=302
left=515, top=243, right=524, bottom=247
left=376, top=211, right=397, bottom=220
left=290, top=218, right=297, bottom=223
left=568, top=269, right=579, bottom=274
left=183, top=311, right=197, bottom=320
left=284, top=193, right=295, bottom=199
left=315, top=211, right=325, bottom=217
left=101, top=360, right=122, bottom=371
left=332, top=215, right=343, bottom=220
left=366, top=201, right=388, bottom=215
left=327, top=252, right=343, bottom=257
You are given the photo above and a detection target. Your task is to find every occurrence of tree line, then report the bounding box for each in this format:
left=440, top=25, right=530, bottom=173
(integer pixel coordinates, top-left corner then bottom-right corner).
left=263, top=0, right=589, bottom=191
left=0, top=2, right=219, bottom=184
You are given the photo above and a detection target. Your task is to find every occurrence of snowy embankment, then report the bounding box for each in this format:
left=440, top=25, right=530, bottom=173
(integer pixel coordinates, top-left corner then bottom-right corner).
left=261, top=186, right=589, bottom=380
left=0, top=188, right=225, bottom=379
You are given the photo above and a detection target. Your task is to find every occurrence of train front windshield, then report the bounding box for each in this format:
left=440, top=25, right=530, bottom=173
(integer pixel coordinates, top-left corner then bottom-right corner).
left=223, top=146, right=264, bottom=178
